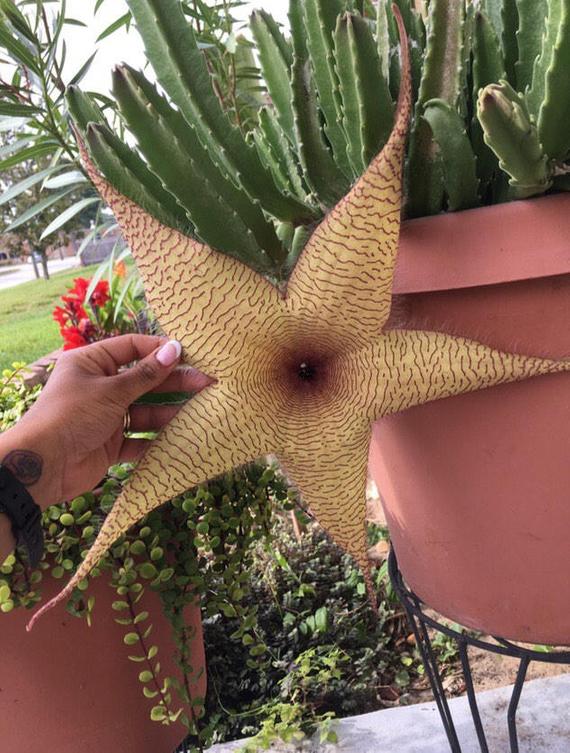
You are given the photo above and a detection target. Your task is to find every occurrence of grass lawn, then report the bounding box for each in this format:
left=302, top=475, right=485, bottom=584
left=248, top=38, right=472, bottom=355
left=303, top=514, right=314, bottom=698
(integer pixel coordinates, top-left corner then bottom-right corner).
left=0, top=265, right=97, bottom=371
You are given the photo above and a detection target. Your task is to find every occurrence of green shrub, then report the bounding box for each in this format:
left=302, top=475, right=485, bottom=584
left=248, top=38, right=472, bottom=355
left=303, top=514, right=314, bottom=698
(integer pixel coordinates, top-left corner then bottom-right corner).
left=199, top=523, right=419, bottom=746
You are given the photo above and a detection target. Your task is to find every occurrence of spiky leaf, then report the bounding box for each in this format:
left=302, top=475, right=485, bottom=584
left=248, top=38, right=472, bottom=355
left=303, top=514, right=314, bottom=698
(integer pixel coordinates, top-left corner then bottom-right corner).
left=501, top=0, right=519, bottom=83
left=527, top=0, right=565, bottom=124
left=423, top=99, right=480, bottom=211
left=112, top=65, right=283, bottom=271
left=125, top=0, right=312, bottom=223
left=472, top=10, right=505, bottom=190
left=254, top=108, right=309, bottom=201
left=515, top=0, right=547, bottom=90
left=334, top=12, right=394, bottom=175
left=289, top=0, right=348, bottom=206
left=67, top=86, right=188, bottom=230
left=302, top=0, right=352, bottom=178
left=534, top=0, right=570, bottom=160
left=408, top=0, right=465, bottom=216
left=250, top=10, right=296, bottom=144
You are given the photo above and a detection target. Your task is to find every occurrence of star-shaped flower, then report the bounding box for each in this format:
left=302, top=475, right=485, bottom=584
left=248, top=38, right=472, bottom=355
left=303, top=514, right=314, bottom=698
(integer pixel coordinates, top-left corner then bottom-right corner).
left=29, top=18, right=569, bottom=629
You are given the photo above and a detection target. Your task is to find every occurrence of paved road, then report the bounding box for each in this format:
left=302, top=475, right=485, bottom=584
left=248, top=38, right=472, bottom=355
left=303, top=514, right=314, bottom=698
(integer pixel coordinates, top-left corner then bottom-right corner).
left=0, top=257, right=81, bottom=291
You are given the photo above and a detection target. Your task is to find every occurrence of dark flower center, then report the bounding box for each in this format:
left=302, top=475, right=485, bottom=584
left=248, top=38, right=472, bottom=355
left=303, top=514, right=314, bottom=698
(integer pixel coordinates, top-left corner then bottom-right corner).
left=298, top=361, right=316, bottom=381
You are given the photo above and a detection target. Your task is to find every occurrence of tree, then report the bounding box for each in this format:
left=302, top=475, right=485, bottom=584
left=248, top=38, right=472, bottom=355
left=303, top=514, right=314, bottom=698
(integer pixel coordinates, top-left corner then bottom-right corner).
left=0, top=136, right=98, bottom=277
left=0, top=0, right=109, bottom=278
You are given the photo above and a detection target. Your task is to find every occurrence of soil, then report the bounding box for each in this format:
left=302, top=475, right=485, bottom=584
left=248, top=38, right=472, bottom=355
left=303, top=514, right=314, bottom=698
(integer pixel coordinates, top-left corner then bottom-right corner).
left=403, top=637, right=569, bottom=707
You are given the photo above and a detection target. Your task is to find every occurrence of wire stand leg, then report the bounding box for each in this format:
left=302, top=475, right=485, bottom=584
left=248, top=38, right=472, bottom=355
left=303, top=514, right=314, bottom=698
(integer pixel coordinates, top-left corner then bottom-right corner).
left=458, top=641, right=490, bottom=753
left=507, top=656, right=530, bottom=753
left=400, top=595, right=463, bottom=752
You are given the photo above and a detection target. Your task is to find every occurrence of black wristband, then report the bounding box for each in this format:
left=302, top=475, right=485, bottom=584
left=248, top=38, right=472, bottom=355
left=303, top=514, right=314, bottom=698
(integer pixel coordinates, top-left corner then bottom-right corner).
left=0, top=464, right=44, bottom=568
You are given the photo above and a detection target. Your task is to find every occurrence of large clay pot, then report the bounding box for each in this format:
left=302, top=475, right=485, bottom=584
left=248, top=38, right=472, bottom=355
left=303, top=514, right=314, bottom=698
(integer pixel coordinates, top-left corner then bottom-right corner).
left=370, top=193, right=570, bottom=644
left=0, top=573, right=205, bottom=753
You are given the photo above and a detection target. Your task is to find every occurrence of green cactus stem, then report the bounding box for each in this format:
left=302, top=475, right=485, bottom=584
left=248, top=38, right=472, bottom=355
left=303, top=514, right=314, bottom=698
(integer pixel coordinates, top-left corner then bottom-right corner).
left=407, top=0, right=465, bottom=217
left=514, top=0, right=547, bottom=91
left=289, top=0, right=349, bottom=207
left=477, top=80, right=552, bottom=198
left=527, top=0, right=565, bottom=120
left=302, top=0, right=353, bottom=178
left=533, top=0, right=570, bottom=161
left=125, top=0, right=313, bottom=224
left=471, top=10, right=506, bottom=191
left=66, top=87, right=188, bottom=231
left=250, top=10, right=296, bottom=145
left=85, top=124, right=193, bottom=234
left=483, top=0, right=504, bottom=40
left=334, top=12, right=393, bottom=175
left=473, top=10, right=507, bottom=96
left=423, top=98, right=480, bottom=211
left=112, top=65, right=285, bottom=271
left=501, top=0, right=519, bottom=84
left=253, top=108, right=309, bottom=202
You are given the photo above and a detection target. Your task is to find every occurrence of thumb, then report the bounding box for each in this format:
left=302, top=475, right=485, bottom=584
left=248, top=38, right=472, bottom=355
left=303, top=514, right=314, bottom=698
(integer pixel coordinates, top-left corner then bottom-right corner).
left=115, top=339, right=183, bottom=404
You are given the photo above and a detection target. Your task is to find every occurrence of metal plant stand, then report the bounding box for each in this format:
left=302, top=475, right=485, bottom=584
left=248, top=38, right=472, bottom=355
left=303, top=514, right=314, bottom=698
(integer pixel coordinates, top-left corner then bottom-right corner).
left=389, top=549, right=570, bottom=753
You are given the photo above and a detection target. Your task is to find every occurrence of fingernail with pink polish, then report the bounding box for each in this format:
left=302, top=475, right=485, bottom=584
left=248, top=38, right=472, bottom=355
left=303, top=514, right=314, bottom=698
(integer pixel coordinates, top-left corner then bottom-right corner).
left=156, top=340, right=182, bottom=367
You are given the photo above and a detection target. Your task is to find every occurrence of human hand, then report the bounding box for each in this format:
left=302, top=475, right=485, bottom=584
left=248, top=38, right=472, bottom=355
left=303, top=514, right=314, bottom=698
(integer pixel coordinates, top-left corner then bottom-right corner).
left=0, top=335, right=212, bottom=510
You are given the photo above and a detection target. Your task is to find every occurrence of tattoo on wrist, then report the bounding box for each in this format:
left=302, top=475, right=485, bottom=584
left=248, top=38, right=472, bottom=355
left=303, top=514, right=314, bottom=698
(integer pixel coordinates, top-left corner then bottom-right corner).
left=2, top=450, right=43, bottom=487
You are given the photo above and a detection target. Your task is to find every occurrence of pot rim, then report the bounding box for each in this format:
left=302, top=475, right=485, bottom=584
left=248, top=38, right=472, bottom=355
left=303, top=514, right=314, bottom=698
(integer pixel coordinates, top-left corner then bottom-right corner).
left=393, top=192, right=570, bottom=295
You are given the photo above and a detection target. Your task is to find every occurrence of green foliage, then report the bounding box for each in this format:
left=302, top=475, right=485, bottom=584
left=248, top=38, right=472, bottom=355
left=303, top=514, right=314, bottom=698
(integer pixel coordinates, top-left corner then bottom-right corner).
left=288, top=0, right=348, bottom=207
left=199, top=524, right=419, bottom=746
left=334, top=12, right=393, bottom=175
left=0, top=362, right=42, bottom=430
left=407, top=0, right=466, bottom=217
left=241, top=647, right=344, bottom=751
left=302, top=0, right=352, bottom=180
left=250, top=10, right=296, bottom=144
left=124, top=0, right=311, bottom=229
left=2, top=0, right=570, bottom=281
left=0, top=1, right=108, bottom=244
left=422, top=99, right=479, bottom=211
left=111, top=64, right=283, bottom=271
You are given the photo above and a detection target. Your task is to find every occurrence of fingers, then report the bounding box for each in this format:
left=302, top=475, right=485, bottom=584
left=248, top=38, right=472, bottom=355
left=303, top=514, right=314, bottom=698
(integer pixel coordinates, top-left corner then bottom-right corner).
left=113, top=339, right=183, bottom=405
left=129, top=403, right=184, bottom=433
left=146, top=366, right=215, bottom=395
left=118, top=438, right=150, bottom=463
left=81, top=334, right=166, bottom=375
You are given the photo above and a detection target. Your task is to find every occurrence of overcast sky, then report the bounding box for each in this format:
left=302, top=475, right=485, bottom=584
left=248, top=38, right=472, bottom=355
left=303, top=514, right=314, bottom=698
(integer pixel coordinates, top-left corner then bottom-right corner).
left=64, top=0, right=290, bottom=94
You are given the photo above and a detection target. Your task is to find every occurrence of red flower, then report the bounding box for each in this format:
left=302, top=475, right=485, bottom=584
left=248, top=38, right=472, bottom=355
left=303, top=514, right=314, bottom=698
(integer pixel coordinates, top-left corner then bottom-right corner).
left=62, top=326, right=88, bottom=350
left=91, top=280, right=110, bottom=308
left=69, top=277, right=90, bottom=301
left=54, top=275, right=115, bottom=350
left=52, top=306, right=69, bottom=327
left=61, top=295, right=88, bottom=320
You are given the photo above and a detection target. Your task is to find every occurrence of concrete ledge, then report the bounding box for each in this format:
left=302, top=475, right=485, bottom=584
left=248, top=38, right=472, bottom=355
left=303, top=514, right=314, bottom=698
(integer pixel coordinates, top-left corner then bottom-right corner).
left=209, top=673, right=570, bottom=753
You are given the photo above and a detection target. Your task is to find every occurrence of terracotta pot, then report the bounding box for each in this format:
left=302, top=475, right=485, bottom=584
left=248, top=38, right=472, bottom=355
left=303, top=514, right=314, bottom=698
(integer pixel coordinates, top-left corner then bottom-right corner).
left=369, top=193, right=570, bottom=644
left=0, top=573, right=205, bottom=753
